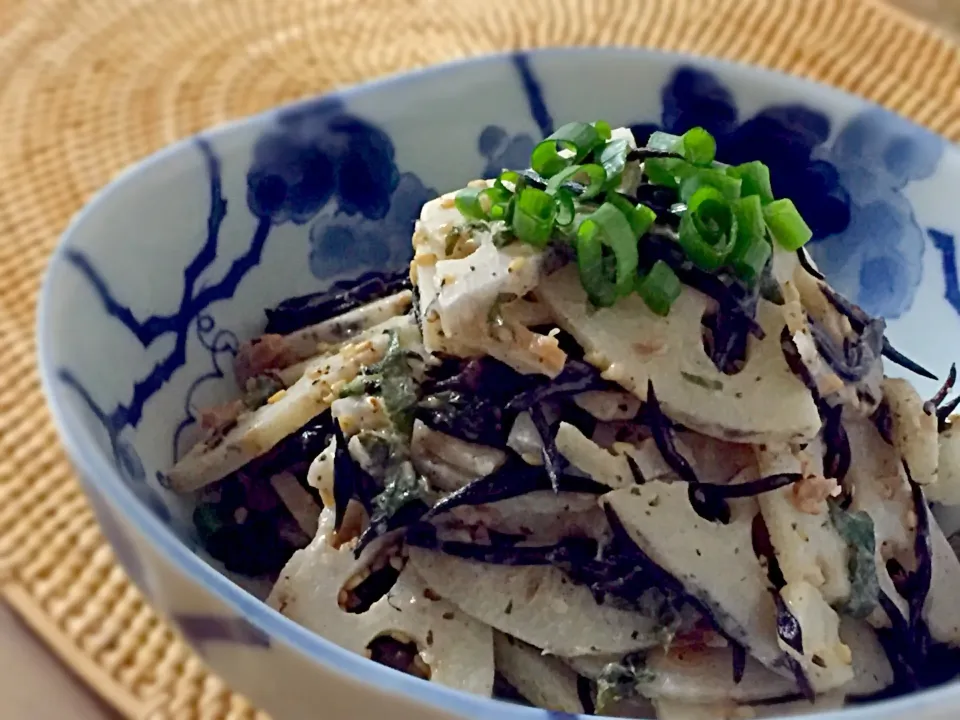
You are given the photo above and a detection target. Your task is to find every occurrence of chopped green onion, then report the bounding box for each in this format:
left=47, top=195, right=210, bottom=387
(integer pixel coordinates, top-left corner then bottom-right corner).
left=481, top=185, right=511, bottom=205
left=728, top=161, right=774, bottom=204
left=546, top=164, right=606, bottom=200
left=576, top=203, right=640, bottom=307
left=599, top=139, right=630, bottom=186
left=455, top=187, right=487, bottom=220
left=647, top=131, right=683, bottom=153
left=679, top=200, right=738, bottom=271
left=554, top=188, right=576, bottom=228
left=644, top=157, right=696, bottom=189
left=495, top=169, right=522, bottom=195
left=512, top=187, right=557, bottom=247
left=488, top=200, right=510, bottom=221
left=531, top=140, right=572, bottom=178
left=636, top=260, right=682, bottom=316
left=607, top=193, right=657, bottom=237
left=531, top=122, right=605, bottom=178
left=680, top=127, right=716, bottom=166
left=594, top=120, right=613, bottom=141
left=549, top=122, right=603, bottom=157
left=729, top=195, right=771, bottom=283
left=680, top=168, right=742, bottom=203
left=764, top=198, right=813, bottom=250
left=687, top=186, right=727, bottom=215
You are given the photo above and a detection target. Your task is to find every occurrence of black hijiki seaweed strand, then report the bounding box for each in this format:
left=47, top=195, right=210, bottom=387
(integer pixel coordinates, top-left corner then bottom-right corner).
left=882, top=339, right=938, bottom=381
left=872, top=400, right=895, bottom=445
left=264, top=269, right=412, bottom=335
left=529, top=402, right=567, bottom=492
left=732, top=642, right=747, bottom=685
left=625, top=453, right=646, bottom=485
left=332, top=420, right=380, bottom=531
left=576, top=675, right=597, bottom=715
left=819, top=283, right=936, bottom=381
left=192, top=411, right=334, bottom=577
left=422, top=456, right=607, bottom=522
left=505, top=359, right=606, bottom=413
left=786, top=657, right=817, bottom=704
left=876, top=590, right=922, bottom=691
left=643, top=381, right=699, bottom=486
left=404, top=525, right=590, bottom=566
left=626, top=148, right=685, bottom=162
left=780, top=326, right=821, bottom=400
left=820, top=400, right=852, bottom=482
left=796, top=248, right=825, bottom=280
left=926, top=364, right=957, bottom=412
left=923, top=363, right=960, bottom=431
left=905, top=463, right=933, bottom=637
left=866, top=466, right=959, bottom=697
left=807, top=314, right=884, bottom=383
left=644, top=381, right=802, bottom=521
left=939, top=396, right=960, bottom=432
left=354, top=499, right=430, bottom=559
left=696, top=473, right=804, bottom=500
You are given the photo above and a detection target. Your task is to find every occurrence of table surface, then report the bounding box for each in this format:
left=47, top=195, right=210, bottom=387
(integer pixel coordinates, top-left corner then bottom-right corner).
left=1, top=1, right=957, bottom=718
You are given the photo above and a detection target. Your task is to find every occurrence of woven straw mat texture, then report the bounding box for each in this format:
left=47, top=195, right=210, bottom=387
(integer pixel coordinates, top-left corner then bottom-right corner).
left=1, top=0, right=959, bottom=718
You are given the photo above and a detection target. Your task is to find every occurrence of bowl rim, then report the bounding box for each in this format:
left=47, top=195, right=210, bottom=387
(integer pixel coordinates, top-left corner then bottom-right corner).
left=37, top=45, right=958, bottom=720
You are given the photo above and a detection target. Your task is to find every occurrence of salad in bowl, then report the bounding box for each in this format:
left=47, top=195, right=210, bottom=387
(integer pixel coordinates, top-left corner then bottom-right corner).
left=162, top=121, right=960, bottom=718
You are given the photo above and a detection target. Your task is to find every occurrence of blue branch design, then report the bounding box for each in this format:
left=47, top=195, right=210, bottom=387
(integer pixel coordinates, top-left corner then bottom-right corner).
left=511, top=52, right=553, bottom=138
left=171, top=315, right=240, bottom=463
left=61, top=137, right=270, bottom=438
left=929, top=229, right=960, bottom=317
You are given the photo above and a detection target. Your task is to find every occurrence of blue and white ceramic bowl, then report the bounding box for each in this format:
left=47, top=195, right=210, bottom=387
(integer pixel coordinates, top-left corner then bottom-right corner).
left=38, top=48, right=960, bottom=720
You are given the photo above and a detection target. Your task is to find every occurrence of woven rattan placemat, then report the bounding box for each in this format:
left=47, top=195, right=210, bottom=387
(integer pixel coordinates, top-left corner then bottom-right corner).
left=1, top=1, right=958, bottom=718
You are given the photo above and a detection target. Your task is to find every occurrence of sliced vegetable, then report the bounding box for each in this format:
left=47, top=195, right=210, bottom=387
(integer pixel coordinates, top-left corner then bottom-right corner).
left=607, top=192, right=657, bottom=237
left=680, top=169, right=742, bottom=204
left=575, top=202, right=640, bottom=306
left=728, top=161, right=774, bottom=204
left=553, top=187, right=577, bottom=228
left=269, top=510, right=495, bottom=695
left=680, top=126, right=717, bottom=166
left=494, top=633, right=589, bottom=714
left=635, top=260, right=682, bottom=316
left=455, top=186, right=487, bottom=220
left=764, top=199, right=813, bottom=251
left=646, top=131, right=683, bottom=152
left=644, top=157, right=696, bottom=189
left=536, top=265, right=822, bottom=445
left=604, top=483, right=794, bottom=677
left=532, top=122, right=604, bottom=178
left=407, top=546, right=661, bottom=656
left=545, top=164, right=606, bottom=200
left=512, top=187, right=557, bottom=247
left=599, top=139, right=630, bottom=184
left=677, top=196, right=738, bottom=271
left=729, top=195, right=772, bottom=284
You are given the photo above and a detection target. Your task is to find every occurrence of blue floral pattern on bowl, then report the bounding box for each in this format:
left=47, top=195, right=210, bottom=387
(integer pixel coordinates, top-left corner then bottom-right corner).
left=629, top=67, right=944, bottom=319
